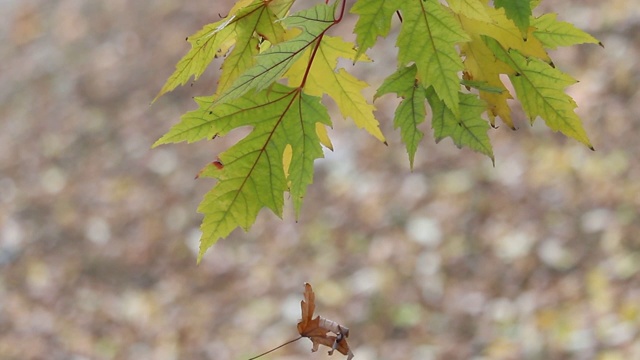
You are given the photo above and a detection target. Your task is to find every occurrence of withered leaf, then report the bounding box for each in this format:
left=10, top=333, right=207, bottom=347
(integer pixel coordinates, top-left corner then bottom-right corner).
left=297, top=283, right=354, bottom=360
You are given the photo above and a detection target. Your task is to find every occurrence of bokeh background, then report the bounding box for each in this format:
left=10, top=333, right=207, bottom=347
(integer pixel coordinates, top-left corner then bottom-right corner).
left=1, top=0, right=639, bottom=359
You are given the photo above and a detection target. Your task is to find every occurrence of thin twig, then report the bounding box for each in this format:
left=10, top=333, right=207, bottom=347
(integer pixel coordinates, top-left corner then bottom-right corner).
left=247, top=336, right=303, bottom=360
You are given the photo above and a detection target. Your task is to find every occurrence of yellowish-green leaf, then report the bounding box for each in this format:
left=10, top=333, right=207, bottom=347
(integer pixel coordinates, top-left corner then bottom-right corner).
left=426, top=87, right=494, bottom=162
left=351, top=0, right=398, bottom=60
left=397, top=0, right=470, bottom=116
left=213, top=3, right=336, bottom=106
left=215, top=1, right=287, bottom=95
left=153, top=0, right=271, bottom=102
left=270, top=0, right=296, bottom=18
left=152, top=94, right=224, bottom=147
left=395, top=88, right=426, bottom=168
left=217, top=37, right=260, bottom=96
left=376, top=65, right=425, bottom=168
left=460, top=6, right=549, bottom=62
left=189, top=85, right=330, bottom=261
left=484, top=36, right=593, bottom=148
left=153, top=20, right=235, bottom=102
left=375, top=64, right=419, bottom=99
left=459, top=15, right=515, bottom=128
left=286, top=36, right=385, bottom=142
left=532, top=13, right=601, bottom=49
left=447, top=0, right=492, bottom=22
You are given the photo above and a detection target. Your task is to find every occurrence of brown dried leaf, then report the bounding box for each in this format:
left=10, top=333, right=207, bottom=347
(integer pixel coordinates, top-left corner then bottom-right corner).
left=297, top=283, right=354, bottom=360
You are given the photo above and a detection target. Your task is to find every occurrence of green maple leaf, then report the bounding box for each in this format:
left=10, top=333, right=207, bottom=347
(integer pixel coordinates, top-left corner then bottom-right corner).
left=375, top=65, right=425, bottom=168
left=153, top=0, right=291, bottom=102
left=351, top=0, right=397, bottom=60
left=153, top=17, right=235, bottom=102
left=493, top=0, right=532, bottom=37
left=425, top=87, right=494, bottom=162
left=531, top=13, right=602, bottom=49
left=213, top=3, right=336, bottom=106
left=483, top=36, right=593, bottom=149
left=157, top=84, right=330, bottom=261
left=215, top=0, right=288, bottom=96
left=397, top=0, right=469, bottom=117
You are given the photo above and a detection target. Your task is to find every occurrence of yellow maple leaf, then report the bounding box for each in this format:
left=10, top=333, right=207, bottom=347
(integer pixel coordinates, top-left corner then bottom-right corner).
left=461, top=6, right=550, bottom=62
left=447, top=0, right=492, bottom=23
left=286, top=36, right=385, bottom=143
left=459, top=14, right=515, bottom=128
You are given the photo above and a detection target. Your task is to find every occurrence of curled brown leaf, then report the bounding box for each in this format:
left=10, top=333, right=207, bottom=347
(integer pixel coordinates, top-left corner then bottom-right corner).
left=297, top=283, right=354, bottom=360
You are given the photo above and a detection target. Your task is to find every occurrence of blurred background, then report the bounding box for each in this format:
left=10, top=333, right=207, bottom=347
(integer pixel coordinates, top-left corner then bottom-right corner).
left=1, top=0, right=639, bottom=359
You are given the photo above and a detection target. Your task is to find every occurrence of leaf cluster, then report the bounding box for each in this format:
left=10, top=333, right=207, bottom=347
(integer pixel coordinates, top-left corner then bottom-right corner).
left=153, top=0, right=600, bottom=260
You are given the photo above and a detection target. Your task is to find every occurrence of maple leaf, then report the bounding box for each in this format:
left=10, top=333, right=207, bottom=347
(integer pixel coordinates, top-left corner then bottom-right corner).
left=425, top=87, right=494, bottom=162
left=350, top=0, right=397, bottom=60
left=459, top=6, right=549, bottom=61
left=375, top=64, right=425, bottom=168
left=459, top=26, right=514, bottom=128
left=153, top=0, right=290, bottom=102
left=447, top=0, right=492, bottom=23
left=531, top=13, right=602, bottom=49
left=397, top=0, right=469, bottom=117
left=214, top=0, right=289, bottom=96
left=483, top=36, right=593, bottom=149
left=286, top=35, right=386, bottom=143
left=457, top=5, right=549, bottom=128
left=155, top=84, right=330, bottom=261
left=212, top=3, right=337, bottom=106
left=298, top=283, right=354, bottom=360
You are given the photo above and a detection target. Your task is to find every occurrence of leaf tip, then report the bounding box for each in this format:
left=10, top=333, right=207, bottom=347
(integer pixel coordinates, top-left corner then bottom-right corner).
left=150, top=139, right=163, bottom=149
left=151, top=92, right=163, bottom=105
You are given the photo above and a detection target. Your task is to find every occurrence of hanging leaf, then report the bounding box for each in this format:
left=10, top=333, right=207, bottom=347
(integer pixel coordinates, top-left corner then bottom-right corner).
left=297, top=283, right=354, bottom=360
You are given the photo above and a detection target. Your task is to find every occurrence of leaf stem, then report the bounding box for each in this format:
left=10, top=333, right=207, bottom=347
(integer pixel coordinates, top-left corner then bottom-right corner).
left=334, top=0, right=347, bottom=23
left=298, top=0, right=346, bottom=89
left=246, top=336, right=303, bottom=360
left=299, top=34, right=324, bottom=89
